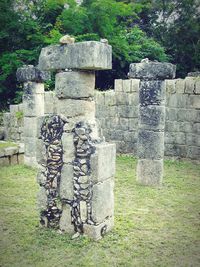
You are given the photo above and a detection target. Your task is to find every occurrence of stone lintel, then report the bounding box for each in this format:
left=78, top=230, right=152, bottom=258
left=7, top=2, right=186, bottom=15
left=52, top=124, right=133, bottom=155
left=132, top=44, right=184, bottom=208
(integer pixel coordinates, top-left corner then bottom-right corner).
left=38, top=41, right=112, bottom=71
left=16, top=65, right=50, bottom=83
left=129, top=61, right=176, bottom=80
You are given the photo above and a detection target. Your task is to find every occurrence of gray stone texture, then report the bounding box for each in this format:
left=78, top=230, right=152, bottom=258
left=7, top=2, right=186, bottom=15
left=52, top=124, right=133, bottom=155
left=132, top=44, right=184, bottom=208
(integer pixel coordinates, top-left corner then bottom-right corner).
left=59, top=163, right=74, bottom=200
left=129, top=60, right=176, bottom=80
left=91, top=179, right=114, bottom=223
left=16, top=65, right=50, bottom=82
left=136, top=159, right=163, bottom=186
left=55, top=71, right=95, bottom=99
left=59, top=204, right=75, bottom=234
left=83, top=216, right=114, bottom=241
left=90, top=142, right=116, bottom=183
left=38, top=41, right=112, bottom=71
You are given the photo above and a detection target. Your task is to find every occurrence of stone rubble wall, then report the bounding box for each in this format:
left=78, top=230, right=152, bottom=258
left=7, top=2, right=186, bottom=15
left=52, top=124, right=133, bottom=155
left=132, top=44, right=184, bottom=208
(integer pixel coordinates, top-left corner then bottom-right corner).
left=95, top=76, right=200, bottom=161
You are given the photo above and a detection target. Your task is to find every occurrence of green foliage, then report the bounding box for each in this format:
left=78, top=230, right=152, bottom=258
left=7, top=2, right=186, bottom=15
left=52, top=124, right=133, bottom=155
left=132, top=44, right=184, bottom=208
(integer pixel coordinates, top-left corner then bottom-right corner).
left=15, top=110, right=24, bottom=120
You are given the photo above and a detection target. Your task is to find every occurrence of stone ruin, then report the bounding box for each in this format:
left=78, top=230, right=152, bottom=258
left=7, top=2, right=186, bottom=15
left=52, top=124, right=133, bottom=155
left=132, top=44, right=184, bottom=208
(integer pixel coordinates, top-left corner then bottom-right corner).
left=129, top=60, right=176, bottom=186
left=17, top=41, right=116, bottom=240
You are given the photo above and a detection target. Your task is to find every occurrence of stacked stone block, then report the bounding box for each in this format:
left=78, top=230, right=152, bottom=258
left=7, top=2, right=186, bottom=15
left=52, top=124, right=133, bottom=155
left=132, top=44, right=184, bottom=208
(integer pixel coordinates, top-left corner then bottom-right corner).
left=36, top=41, right=115, bottom=240
left=3, top=104, right=24, bottom=141
left=16, top=65, right=50, bottom=167
left=129, top=60, right=176, bottom=186
left=95, top=78, right=139, bottom=153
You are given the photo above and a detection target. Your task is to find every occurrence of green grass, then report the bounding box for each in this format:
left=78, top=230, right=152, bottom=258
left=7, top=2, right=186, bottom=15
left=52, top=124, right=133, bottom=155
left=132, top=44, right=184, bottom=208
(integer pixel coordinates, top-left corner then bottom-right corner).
left=0, top=141, right=18, bottom=149
left=0, top=157, right=200, bottom=267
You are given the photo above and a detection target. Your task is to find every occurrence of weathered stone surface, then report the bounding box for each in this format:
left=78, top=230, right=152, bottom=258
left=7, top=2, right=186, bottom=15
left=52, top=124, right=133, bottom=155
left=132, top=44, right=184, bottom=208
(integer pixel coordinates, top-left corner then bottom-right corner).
left=23, top=83, right=44, bottom=117
left=139, top=80, right=165, bottom=106
left=24, top=155, right=38, bottom=167
left=59, top=35, right=75, bottom=44
left=24, top=137, right=37, bottom=157
left=16, top=65, right=50, bottom=82
left=10, top=154, right=18, bottom=165
left=0, top=127, right=5, bottom=140
left=91, top=179, right=114, bottom=223
left=131, top=79, right=140, bottom=92
left=136, top=159, right=163, bottom=186
left=185, top=77, right=195, bottom=94
left=23, top=117, right=38, bottom=137
left=56, top=99, right=95, bottom=120
left=83, top=216, right=114, bottom=241
left=4, top=146, right=19, bottom=156
left=55, top=71, right=95, bottom=99
left=166, top=79, right=176, bottom=94
left=59, top=164, right=74, bottom=200
left=90, top=143, right=116, bottom=183
left=195, top=78, right=200, bottom=94
left=129, top=61, right=176, bottom=80
left=44, top=91, right=57, bottom=114
left=114, top=79, right=123, bottom=92
left=139, top=105, right=165, bottom=130
left=175, top=79, right=185, bottom=94
left=38, top=41, right=112, bottom=71
left=80, top=201, right=87, bottom=222
left=36, top=139, right=47, bottom=165
left=36, top=167, right=46, bottom=186
left=187, top=72, right=200, bottom=77
left=37, top=187, right=47, bottom=211
left=0, top=156, right=10, bottom=166
left=137, top=130, right=164, bottom=160
left=59, top=204, right=75, bottom=234
left=62, top=133, right=75, bottom=163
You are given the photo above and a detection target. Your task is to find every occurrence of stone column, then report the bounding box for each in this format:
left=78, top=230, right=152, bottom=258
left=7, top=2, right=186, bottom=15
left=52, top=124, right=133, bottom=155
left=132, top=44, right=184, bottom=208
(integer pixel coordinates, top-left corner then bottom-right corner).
left=16, top=65, right=50, bottom=167
left=36, top=40, right=115, bottom=240
left=129, top=59, right=176, bottom=186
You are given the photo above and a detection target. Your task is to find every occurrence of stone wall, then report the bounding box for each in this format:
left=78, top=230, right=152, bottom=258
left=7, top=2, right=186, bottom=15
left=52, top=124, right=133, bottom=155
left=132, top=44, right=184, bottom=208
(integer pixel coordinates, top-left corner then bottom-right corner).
left=95, top=75, right=200, bottom=160
left=3, top=104, right=24, bottom=142
left=3, top=75, right=200, bottom=161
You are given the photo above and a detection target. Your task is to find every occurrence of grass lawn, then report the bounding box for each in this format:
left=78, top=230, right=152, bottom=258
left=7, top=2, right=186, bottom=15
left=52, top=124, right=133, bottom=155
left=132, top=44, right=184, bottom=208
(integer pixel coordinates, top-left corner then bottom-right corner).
left=0, top=156, right=200, bottom=267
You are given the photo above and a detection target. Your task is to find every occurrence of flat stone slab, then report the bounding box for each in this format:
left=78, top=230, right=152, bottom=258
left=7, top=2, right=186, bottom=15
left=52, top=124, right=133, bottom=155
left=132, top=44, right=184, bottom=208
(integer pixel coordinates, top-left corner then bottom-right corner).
left=38, top=41, right=112, bottom=71
left=16, top=65, right=50, bottom=82
left=129, top=60, right=176, bottom=80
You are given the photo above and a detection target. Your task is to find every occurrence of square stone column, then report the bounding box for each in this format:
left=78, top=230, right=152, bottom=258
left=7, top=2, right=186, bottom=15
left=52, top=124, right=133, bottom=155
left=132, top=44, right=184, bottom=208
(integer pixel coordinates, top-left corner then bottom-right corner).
left=16, top=65, right=50, bottom=167
left=129, top=60, right=176, bottom=186
left=36, top=40, right=115, bottom=240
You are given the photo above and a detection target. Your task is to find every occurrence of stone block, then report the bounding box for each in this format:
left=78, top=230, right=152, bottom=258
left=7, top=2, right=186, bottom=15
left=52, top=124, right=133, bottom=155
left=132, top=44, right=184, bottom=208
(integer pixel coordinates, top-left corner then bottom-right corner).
left=175, top=79, right=185, bottom=94
left=166, top=94, right=188, bottom=108
left=176, top=109, right=198, bottom=122
left=56, top=99, right=95, bottom=120
left=90, top=142, right=116, bottom=183
left=118, top=118, right=129, bottom=130
left=129, top=118, right=138, bottom=131
left=186, top=134, right=200, bottom=146
left=116, top=92, right=129, bottom=105
left=23, top=117, right=38, bottom=137
left=55, top=71, right=95, bottom=99
left=23, top=82, right=44, bottom=95
left=83, top=216, right=114, bottom=241
left=36, top=166, right=47, bottom=186
left=194, top=78, right=200, bottom=94
left=194, top=123, right=200, bottom=134
left=136, top=159, right=163, bottom=186
left=16, top=65, right=50, bottom=82
left=114, top=79, right=123, bottom=92
left=23, top=88, right=44, bottom=117
left=185, top=77, right=195, bottom=94
left=59, top=204, right=75, bottom=234
left=0, top=156, right=10, bottom=166
left=123, top=80, right=131, bottom=92
left=38, top=41, right=112, bottom=71
left=165, top=132, right=186, bottom=145
left=44, top=91, right=57, bottom=114
left=94, top=91, right=105, bottom=105
left=36, top=139, right=47, bottom=165
left=137, top=130, right=164, bottom=160
left=10, top=154, right=18, bottom=165
left=131, top=79, right=140, bottom=92
left=139, top=80, right=165, bottom=106
left=17, top=154, right=24, bottom=164
left=164, top=144, right=187, bottom=158
left=128, top=93, right=139, bottom=106
left=186, top=146, right=200, bottom=160
left=129, top=61, right=176, bottom=80
left=59, top=163, right=74, bottom=200
left=139, top=105, right=165, bottom=131
left=37, top=187, right=48, bottom=211
left=179, top=122, right=193, bottom=133
left=188, top=95, right=200, bottom=109
left=24, top=137, right=37, bottom=157
left=104, top=90, right=116, bottom=106
left=80, top=201, right=87, bottom=222
left=24, top=155, right=38, bottom=167
left=110, top=130, right=124, bottom=141
left=4, top=146, right=19, bottom=156
left=62, top=133, right=75, bottom=163
left=165, top=108, right=177, bottom=121
left=166, top=79, right=176, bottom=94
left=91, top=179, right=114, bottom=223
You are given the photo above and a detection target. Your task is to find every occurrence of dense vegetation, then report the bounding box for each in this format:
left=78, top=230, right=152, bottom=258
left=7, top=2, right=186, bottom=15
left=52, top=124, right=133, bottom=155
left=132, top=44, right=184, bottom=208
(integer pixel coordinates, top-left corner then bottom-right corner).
left=0, top=0, right=199, bottom=109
